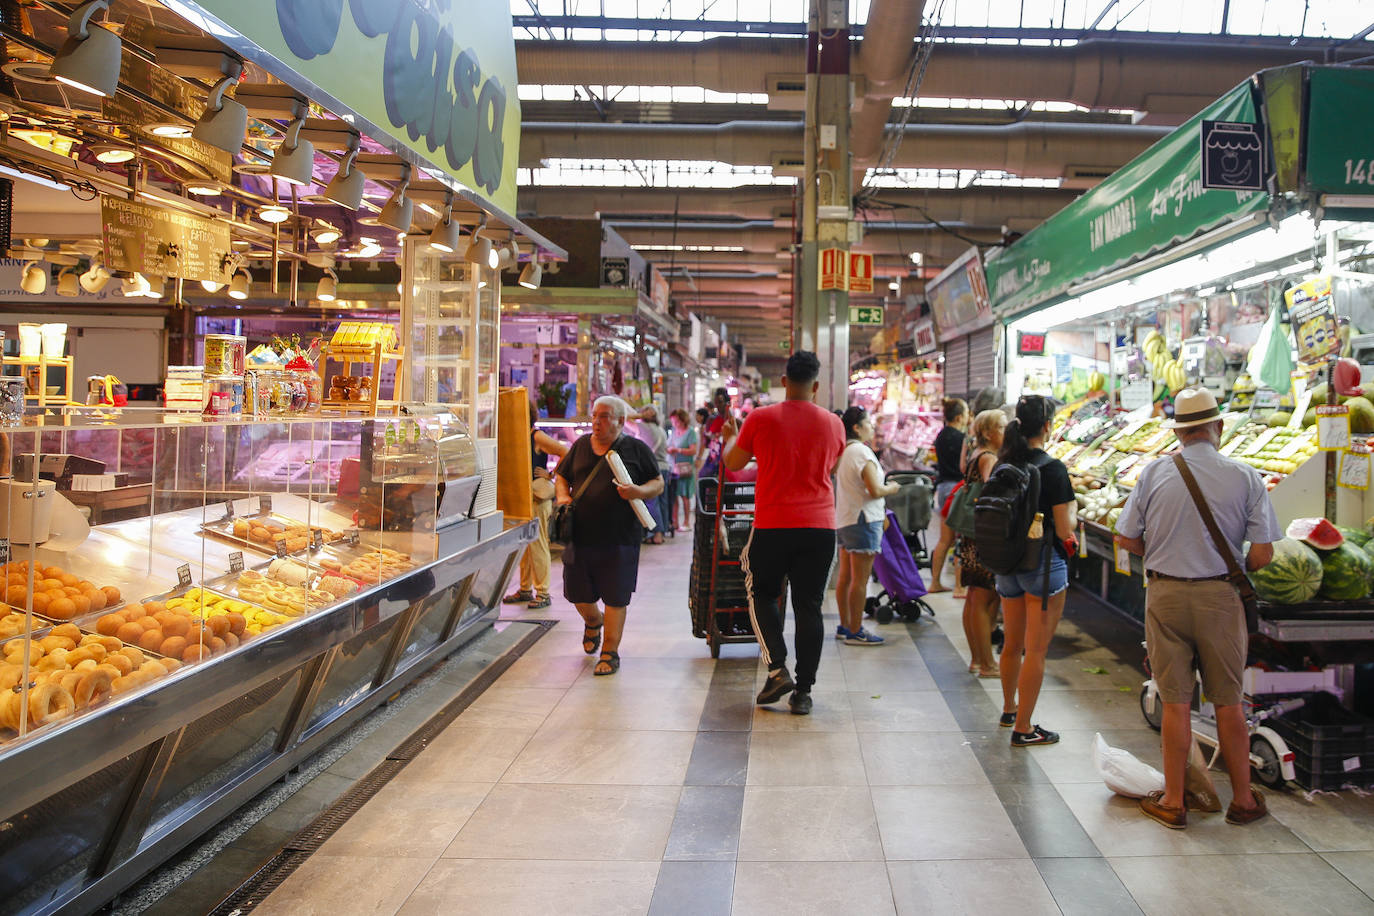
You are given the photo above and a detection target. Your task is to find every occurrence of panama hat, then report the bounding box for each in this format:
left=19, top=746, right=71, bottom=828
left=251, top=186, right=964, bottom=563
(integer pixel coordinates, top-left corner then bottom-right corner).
left=1163, top=387, right=1228, bottom=429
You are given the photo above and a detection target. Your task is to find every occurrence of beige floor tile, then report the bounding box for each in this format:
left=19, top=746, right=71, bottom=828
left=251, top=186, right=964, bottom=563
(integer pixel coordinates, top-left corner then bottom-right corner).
left=859, top=732, right=990, bottom=786
left=396, top=859, right=659, bottom=916
left=1268, top=788, right=1374, bottom=852
left=746, top=730, right=868, bottom=786
left=541, top=686, right=709, bottom=731
left=1110, top=852, right=1374, bottom=915
left=1022, top=689, right=1154, bottom=732
left=501, top=728, right=696, bottom=785
left=1024, top=728, right=1164, bottom=785
left=495, top=653, right=590, bottom=688
left=750, top=693, right=858, bottom=732
left=872, top=785, right=1028, bottom=860
left=564, top=655, right=717, bottom=690
left=455, top=686, right=568, bottom=729
left=442, top=783, right=680, bottom=860
left=733, top=861, right=895, bottom=915
left=394, top=726, right=535, bottom=784
left=1054, top=782, right=1312, bottom=857
left=738, top=786, right=884, bottom=861
left=320, top=782, right=492, bottom=858
left=1321, top=851, right=1374, bottom=898
left=254, top=854, right=433, bottom=916
left=838, top=658, right=938, bottom=692
left=888, top=859, right=1060, bottom=915
left=849, top=691, right=962, bottom=733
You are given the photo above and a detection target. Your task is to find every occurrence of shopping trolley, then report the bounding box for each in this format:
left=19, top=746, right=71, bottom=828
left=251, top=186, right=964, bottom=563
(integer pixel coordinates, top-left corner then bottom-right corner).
left=883, top=470, right=935, bottom=567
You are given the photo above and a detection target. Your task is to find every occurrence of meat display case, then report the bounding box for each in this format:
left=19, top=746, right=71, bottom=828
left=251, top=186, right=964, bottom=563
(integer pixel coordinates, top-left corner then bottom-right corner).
left=0, top=408, right=534, bottom=916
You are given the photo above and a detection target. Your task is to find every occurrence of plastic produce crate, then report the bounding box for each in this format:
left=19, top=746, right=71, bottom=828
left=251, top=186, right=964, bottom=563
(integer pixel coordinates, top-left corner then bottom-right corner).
left=1268, top=692, right=1374, bottom=790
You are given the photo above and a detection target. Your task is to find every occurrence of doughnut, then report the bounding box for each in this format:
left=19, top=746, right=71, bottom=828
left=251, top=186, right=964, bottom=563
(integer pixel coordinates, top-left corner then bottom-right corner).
left=103, top=653, right=133, bottom=676
left=27, top=681, right=74, bottom=725
left=73, top=659, right=97, bottom=671
left=233, top=519, right=250, bottom=538
left=37, top=649, right=69, bottom=671
left=74, top=668, right=114, bottom=706
left=38, top=635, right=75, bottom=654
left=0, top=667, right=22, bottom=691
left=0, top=691, right=20, bottom=729
left=117, top=647, right=145, bottom=667
left=54, top=670, right=83, bottom=696
left=81, top=643, right=108, bottom=662
left=81, top=634, right=122, bottom=653
left=51, top=624, right=81, bottom=641
left=64, top=647, right=97, bottom=666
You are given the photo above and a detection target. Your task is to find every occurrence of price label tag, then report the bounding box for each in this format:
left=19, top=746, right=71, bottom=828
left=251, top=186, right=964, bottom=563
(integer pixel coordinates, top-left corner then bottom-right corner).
left=0, top=538, right=9, bottom=565
left=1119, top=378, right=1154, bottom=411
left=1318, top=405, right=1351, bottom=451
left=1288, top=388, right=1313, bottom=429
left=311, top=529, right=324, bottom=551
left=1114, top=540, right=1132, bottom=575
left=177, top=564, right=192, bottom=587
left=274, top=539, right=288, bottom=558
left=224, top=500, right=236, bottom=518
left=1243, top=428, right=1279, bottom=456
left=228, top=551, right=244, bottom=573
left=347, top=530, right=360, bottom=546
left=1219, top=435, right=1246, bottom=456
left=258, top=494, right=273, bottom=515
left=1338, top=447, right=1370, bottom=491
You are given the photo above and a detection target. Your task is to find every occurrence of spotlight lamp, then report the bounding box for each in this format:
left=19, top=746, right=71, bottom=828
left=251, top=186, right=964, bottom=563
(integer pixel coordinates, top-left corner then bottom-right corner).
left=258, top=204, right=290, bottom=224
left=49, top=0, right=121, bottom=98
left=79, top=262, right=110, bottom=293
left=192, top=67, right=248, bottom=154
left=311, top=223, right=341, bottom=246
left=56, top=267, right=79, bottom=297
left=378, top=165, right=413, bottom=232
left=323, top=134, right=365, bottom=210
left=20, top=261, right=47, bottom=294
left=317, top=268, right=338, bottom=302
left=121, top=272, right=150, bottom=297
left=270, top=116, right=315, bottom=187
left=228, top=269, right=251, bottom=300
left=428, top=195, right=460, bottom=253
left=518, top=259, right=542, bottom=290
left=464, top=233, right=492, bottom=270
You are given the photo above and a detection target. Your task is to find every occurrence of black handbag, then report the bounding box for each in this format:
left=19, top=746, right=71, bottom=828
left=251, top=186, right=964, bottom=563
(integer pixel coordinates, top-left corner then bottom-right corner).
left=1173, top=453, right=1260, bottom=633
left=549, top=446, right=610, bottom=546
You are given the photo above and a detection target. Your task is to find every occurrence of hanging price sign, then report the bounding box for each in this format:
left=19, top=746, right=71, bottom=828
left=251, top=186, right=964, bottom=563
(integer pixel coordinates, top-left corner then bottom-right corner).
left=1339, top=445, right=1371, bottom=491
left=1114, top=539, right=1132, bottom=575
left=1317, top=404, right=1351, bottom=451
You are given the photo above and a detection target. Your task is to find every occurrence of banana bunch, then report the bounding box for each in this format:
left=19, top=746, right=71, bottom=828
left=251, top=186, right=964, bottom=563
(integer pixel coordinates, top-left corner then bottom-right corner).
left=1143, top=331, right=1188, bottom=394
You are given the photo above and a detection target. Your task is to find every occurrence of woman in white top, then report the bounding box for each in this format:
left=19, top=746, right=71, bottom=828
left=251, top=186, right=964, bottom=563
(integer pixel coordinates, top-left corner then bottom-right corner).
left=834, top=406, right=901, bottom=645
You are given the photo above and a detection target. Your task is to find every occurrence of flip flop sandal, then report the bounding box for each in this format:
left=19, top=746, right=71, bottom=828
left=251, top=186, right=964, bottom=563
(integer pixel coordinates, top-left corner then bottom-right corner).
left=594, top=650, right=620, bottom=676
left=582, top=623, right=603, bottom=655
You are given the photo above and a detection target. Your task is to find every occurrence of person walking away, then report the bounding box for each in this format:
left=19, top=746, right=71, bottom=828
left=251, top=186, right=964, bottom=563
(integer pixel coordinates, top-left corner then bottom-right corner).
left=834, top=406, right=901, bottom=645
left=667, top=409, right=698, bottom=531
left=636, top=405, right=671, bottom=544
left=929, top=398, right=969, bottom=592
left=504, top=401, right=570, bottom=610
left=960, top=409, right=1006, bottom=676
left=722, top=351, right=845, bottom=715
left=1115, top=387, right=1278, bottom=829
left=555, top=396, right=664, bottom=676
left=993, top=395, right=1076, bottom=747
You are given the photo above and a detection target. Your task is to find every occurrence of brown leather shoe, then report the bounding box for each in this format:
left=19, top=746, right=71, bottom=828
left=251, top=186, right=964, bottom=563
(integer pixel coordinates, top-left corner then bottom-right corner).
left=1225, top=787, right=1268, bottom=825
left=1139, top=791, right=1187, bottom=829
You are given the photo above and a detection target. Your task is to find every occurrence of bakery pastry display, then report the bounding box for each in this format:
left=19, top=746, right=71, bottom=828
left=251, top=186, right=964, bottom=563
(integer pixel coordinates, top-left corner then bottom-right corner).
left=233, top=572, right=332, bottom=615
left=341, top=548, right=415, bottom=581
left=212, top=514, right=347, bottom=554
left=0, top=561, right=123, bottom=621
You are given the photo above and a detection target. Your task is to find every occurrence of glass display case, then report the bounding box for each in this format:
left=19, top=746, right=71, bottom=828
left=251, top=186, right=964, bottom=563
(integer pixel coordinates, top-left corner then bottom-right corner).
left=0, top=407, right=534, bottom=915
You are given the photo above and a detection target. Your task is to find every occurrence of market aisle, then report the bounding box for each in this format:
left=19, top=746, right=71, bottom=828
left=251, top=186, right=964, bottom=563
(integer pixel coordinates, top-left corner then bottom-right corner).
left=251, top=529, right=1374, bottom=915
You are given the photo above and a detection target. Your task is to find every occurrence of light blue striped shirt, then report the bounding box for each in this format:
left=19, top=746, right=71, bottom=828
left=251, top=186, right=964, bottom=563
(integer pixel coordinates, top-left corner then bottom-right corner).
left=1116, top=441, right=1282, bottom=578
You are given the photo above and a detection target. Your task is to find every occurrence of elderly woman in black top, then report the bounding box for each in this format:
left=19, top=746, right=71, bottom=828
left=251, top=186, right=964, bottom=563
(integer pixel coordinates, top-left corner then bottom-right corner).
left=928, top=397, right=968, bottom=593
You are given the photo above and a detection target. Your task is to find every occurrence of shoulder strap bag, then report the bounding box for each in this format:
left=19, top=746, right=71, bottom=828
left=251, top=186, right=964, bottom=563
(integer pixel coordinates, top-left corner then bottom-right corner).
left=945, top=450, right=985, bottom=538
left=548, top=441, right=613, bottom=546
left=1172, top=453, right=1260, bottom=633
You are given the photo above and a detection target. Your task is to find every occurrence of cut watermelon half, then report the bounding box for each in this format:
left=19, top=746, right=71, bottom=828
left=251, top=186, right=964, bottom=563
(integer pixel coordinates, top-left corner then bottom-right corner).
left=1285, top=517, right=1345, bottom=551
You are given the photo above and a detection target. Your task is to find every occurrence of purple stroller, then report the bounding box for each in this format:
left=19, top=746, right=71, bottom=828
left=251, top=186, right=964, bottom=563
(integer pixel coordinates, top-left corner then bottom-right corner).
left=864, top=509, right=935, bottom=624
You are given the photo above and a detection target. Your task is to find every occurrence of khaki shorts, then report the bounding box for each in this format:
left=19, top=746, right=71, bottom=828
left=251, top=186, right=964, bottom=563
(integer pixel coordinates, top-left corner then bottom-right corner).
left=1144, top=577, right=1246, bottom=706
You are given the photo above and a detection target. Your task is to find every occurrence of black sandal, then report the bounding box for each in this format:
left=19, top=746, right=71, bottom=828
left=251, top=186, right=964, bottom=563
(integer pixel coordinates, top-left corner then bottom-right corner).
left=582, top=623, right=602, bottom=655
left=593, top=650, right=620, bottom=676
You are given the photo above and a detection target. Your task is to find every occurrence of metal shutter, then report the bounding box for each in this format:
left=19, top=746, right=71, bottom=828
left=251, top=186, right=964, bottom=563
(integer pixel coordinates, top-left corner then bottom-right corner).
left=967, top=326, right=997, bottom=395
left=943, top=339, right=969, bottom=400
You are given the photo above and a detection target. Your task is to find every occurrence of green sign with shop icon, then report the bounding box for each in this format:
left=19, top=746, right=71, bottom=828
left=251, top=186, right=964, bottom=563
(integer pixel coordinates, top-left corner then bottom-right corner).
left=849, top=306, right=884, bottom=325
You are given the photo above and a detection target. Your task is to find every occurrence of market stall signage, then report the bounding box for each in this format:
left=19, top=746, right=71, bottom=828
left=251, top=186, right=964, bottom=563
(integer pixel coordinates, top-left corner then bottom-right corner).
left=100, top=196, right=232, bottom=283
left=849, top=306, right=884, bottom=325
left=1316, top=405, right=1351, bottom=452
left=819, top=247, right=846, bottom=291
left=912, top=318, right=937, bottom=355
left=1017, top=331, right=1047, bottom=356
left=1200, top=120, right=1265, bottom=191
left=1285, top=276, right=1340, bottom=364
left=848, top=253, right=874, bottom=293
left=181, top=0, right=521, bottom=214
left=1304, top=67, right=1374, bottom=197
left=926, top=246, right=992, bottom=341
left=984, top=82, right=1269, bottom=319
left=601, top=258, right=630, bottom=287
left=1339, top=444, right=1371, bottom=491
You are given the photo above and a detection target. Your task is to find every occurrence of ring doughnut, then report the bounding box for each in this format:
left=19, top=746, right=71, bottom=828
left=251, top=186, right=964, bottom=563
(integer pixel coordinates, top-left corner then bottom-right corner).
left=65, top=647, right=96, bottom=666
left=3, top=641, right=41, bottom=663
left=0, top=691, right=21, bottom=729
left=27, top=681, right=74, bottom=725
left=74, top=668, right=114, bottom=707
left=54, top=670, right=83, bottom=696
left=37, top=648, right=68, bottom=670
left=81, top=635, right=122, bottom=653
left=73, top=659, right=97, bottom=672
left=117, top=647, right=145, bottom=667
left=103, top=654, right=133, bottom=676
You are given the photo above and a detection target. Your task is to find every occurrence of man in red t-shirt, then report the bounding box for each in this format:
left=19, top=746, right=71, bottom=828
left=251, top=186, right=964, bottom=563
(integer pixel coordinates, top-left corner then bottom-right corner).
left=722, top=351, right=845, bottom=715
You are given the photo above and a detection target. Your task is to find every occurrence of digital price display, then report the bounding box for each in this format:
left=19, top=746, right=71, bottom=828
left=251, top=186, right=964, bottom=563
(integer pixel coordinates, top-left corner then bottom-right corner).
left=1017, top=331, right=1047, bottom=356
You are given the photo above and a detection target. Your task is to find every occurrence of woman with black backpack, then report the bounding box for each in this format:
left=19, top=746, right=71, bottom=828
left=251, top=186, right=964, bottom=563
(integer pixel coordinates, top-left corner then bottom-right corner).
left=994, top=395, right=1077, bottom=748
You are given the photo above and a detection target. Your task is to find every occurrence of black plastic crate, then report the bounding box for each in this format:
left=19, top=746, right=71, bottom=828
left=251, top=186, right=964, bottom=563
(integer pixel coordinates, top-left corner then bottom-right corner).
left=1268, top=692, right=1374, bottom=790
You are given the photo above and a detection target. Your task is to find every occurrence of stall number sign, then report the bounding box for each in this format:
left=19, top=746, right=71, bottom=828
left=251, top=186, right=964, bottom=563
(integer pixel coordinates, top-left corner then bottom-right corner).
left=819, top=247, right=846, bottom=291
left=849, top=306, right=884, bottom=326
left=1317, top=405, right=1351, bottom=451
left=1285, top=277, right=1340, bottom=364
left=1340, top=444, right=1371, bottom=491
left=848, top=253, right=874, bottom=293
left=101, top=196, right=231, bottom=284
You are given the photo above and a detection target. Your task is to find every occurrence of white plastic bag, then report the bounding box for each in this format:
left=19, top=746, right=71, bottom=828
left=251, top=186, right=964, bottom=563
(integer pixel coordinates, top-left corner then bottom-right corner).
left=1092, top=732, right=1165, bottom=798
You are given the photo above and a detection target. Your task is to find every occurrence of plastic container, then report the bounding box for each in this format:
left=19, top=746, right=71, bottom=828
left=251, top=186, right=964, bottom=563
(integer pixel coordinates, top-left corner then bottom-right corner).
left=204, top=334, right=247, bottom=376
left=17, top=324, right=41, bottom=359
left=1268, top=691, right=1374, bottom=790
left=201, top=374, right=244, bottom=418
left=0, top=478, right=57, bottom=543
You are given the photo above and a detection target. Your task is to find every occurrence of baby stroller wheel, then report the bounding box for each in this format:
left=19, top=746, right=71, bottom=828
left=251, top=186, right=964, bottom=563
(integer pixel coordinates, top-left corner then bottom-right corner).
left=900, top=599, right=932, bottom=621
left=864, top=596, right=879, bottom=618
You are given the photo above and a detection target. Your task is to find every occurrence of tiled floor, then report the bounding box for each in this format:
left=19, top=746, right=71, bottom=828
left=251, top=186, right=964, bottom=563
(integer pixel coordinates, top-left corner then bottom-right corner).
left=255, top=528, right=1374, bottom=915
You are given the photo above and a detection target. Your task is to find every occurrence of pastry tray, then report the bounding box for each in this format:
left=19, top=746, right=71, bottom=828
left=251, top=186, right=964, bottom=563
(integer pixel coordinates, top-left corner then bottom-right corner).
left=200, top=510, right=352, bottom=555
left=205, top=559, right=361, bottom=609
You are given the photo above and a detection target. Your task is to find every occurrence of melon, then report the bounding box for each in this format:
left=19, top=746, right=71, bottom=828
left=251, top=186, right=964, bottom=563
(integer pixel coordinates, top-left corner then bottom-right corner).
left=1250, top=538, right=1323, bottom=604
left=1286, top=517, right=1345, bottom=551
left=1265, top=411, right=1292, bottom=428
left=1347, top=396, right=1374, bottom=434
left=1337, top=525, right=1371, bottom=548
left=1302, top=407, right=1317, bottom=428
left=1319, top=542, right=1373, bottom=601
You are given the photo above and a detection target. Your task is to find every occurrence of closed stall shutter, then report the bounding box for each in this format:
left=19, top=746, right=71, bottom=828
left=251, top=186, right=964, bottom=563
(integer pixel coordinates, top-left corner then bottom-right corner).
left=967, top=326, right=997, bottom=396
left=943, top=339, right=969, bottom=399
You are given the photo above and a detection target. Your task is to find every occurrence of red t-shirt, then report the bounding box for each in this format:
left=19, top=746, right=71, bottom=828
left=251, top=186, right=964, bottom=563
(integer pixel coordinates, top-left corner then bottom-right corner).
left=736, top=400, right=845, bottom=529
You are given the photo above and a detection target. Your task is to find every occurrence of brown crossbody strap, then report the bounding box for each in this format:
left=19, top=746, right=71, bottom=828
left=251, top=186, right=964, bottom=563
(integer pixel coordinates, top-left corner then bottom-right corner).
left=1171, top=453, right=1249, bottom=587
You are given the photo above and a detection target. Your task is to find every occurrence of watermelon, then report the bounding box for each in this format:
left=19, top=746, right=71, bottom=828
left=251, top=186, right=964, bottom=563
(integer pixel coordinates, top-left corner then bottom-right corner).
left=1319, top=542, right=1373, bottom=601
left=1337, top=525, right=1371, bottom=548
left=1251, top=538, right=1323, bottom=604
left=1286, top=517, right=1344, bottom=551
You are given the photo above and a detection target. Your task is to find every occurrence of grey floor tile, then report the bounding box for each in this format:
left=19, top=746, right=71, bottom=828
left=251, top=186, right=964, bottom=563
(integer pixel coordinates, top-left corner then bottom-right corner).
left=663, top=786, right=745, bottom=860
left=398, top=859, right=659, bottom=915
left=888, top=858, right=1059, bottom=915
left=995, top=782, right=1101, bottom=858
left=848, top=690, right=962, bottom=732
left=254, top=853, right=434, bottom=916
left=648, top=861, right=735, bottom=916
left=1035, top=856, right=1141, bottom=916
left=500, top=728, right=696, bottom=785
left=1320, top=850, right=1374, bottom=899
left=1268, top=787, right=1374, bottom=852
left=697, top=691, right=756, bottom=731
left=963, top=730, right=1054, bottom=785
left=859, top=731, right=991, bottom=786
left=872, top=785, right=1028, bottom=861
left=733, top=861, right=895, bottom=915
left=738, top=786, right=884, bottom=861
left=393, top=725, right=536, bottom=784
left=747, top=730, right=867, bottom=786
left=1110, top=852, right=1374, bottom=915
left=684, top=730, right=751, bottom=786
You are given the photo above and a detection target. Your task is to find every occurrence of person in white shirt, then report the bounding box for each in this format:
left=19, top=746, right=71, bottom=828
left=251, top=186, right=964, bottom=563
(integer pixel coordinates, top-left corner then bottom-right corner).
left=834, top=406, right=901, bottom=645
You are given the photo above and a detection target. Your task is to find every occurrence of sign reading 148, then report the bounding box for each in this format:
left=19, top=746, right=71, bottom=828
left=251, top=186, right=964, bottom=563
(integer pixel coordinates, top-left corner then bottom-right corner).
left=1344, top=160, right=1374, bottom=186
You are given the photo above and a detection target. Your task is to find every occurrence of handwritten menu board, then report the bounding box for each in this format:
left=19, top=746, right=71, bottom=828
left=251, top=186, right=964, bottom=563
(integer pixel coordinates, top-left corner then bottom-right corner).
left=101, top=196, right=232, bottom=284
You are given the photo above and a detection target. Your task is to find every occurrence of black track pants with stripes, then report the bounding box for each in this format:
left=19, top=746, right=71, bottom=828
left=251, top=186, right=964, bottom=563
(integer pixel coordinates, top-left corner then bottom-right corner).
left=742, top=527, right=836, bottom=691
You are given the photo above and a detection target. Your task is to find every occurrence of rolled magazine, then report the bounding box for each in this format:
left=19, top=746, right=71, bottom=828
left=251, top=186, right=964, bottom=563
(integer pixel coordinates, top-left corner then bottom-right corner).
left=607, top=449, right=657, bottom=530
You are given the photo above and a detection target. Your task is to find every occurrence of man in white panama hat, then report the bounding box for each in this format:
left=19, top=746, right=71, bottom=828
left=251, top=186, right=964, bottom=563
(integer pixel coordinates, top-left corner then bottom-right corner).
left=1115, top=387, right=1281, bottom=830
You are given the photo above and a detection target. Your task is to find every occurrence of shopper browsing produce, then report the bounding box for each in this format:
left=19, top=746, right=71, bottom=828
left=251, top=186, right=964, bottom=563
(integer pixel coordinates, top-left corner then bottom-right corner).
left=929, top=398, right=969, bottom=593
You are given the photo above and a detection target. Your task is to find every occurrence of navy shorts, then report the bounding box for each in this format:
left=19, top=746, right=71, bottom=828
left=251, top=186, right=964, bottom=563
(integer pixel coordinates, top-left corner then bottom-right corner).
left=837, top=519, right=882, bottom=554
left=563, top=542, right=641, bottom=607
left=995, top=548, right=1068, bottom=599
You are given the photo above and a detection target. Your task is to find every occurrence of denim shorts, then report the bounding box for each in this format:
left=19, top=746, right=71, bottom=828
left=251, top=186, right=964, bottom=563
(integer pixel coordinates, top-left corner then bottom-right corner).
left=837, top=519, right=883, bottom=554
left=995, top=547, right=1068, bottom=599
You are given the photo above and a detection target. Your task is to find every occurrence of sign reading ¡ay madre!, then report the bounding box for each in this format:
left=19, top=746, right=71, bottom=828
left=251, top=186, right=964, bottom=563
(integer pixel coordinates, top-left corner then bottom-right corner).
left=186, top=0, right=520, bottom=214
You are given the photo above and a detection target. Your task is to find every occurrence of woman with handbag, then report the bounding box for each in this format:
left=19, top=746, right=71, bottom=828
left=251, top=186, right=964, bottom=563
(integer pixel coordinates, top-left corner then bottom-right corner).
left=834, top=406, right=901, bottom=645
left=953, top=409, right=1006, bottom=677
left=667, top=409, right=698, bottom=531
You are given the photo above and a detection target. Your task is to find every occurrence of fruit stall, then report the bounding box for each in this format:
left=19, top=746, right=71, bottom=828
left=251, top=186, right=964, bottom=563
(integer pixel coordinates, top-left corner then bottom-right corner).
left=0, top=409, right=533, bottom=915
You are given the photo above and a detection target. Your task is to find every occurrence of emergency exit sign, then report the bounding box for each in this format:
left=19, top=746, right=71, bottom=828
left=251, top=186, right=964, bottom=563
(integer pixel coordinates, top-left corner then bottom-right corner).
left=849, top=306, right=884, bottom=325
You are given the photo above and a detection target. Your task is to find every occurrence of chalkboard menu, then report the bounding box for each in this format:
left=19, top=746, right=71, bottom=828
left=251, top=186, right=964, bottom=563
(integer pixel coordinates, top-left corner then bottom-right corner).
left=101, top=196, right=232, bottom=283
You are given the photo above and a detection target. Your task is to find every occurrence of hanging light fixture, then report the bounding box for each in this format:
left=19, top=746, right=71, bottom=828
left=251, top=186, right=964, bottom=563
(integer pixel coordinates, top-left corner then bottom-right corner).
left=56, top=267, right=79, bottom=297
left=518, top=260, right=543, bottom=290
left=316, top=268, right=338, bottom=302
left=79, top=262, right=110, bottom=293
left=311, top=223, right=341, bottom=246
left=185, top=182, right=221, bottom=196
left=464, top=216, right=499, bottom=269
left=192, top=68, right=248, bottom=154
left=497, top=239, right=521, bottom=270
left=378, top=164, right=413, bottom=232
left=20, top=261, right=47, bottom=294
left=258, top=204, right=290, bottom=224
left=270, top=116, right=315, bottom=187
left=90, top=144, right=134, bottom=164
left=228, top=269, right=250, bottom=300
left=49, top=0, right=122, bottom=98
left=121, top=272, right=150, bottom=297
left=323, top=135, right=365, bottom=210
left=357, top=238, right=383, bottom=258
left=143, top=275, right=165, bottom=299
left=428, top=194, right=460, bottom=253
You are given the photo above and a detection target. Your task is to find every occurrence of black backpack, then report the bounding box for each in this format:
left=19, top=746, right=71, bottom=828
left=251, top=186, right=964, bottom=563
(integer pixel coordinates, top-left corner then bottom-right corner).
left=973, top=460, right=1051, bottom=579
